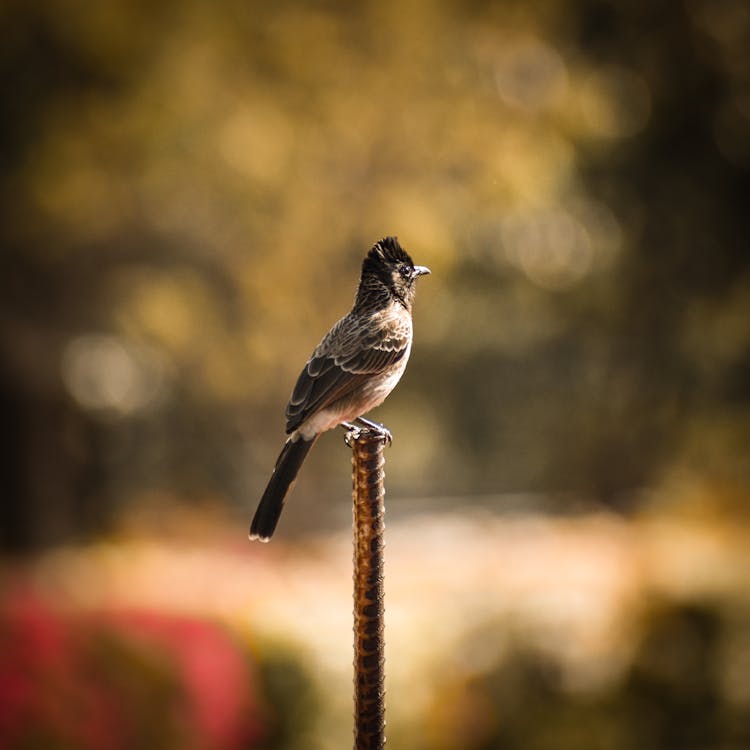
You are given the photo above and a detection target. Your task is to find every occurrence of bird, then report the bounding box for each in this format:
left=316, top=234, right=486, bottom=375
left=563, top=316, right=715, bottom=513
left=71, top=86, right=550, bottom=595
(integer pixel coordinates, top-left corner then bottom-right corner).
left=249, top=236, right=430, bottom=542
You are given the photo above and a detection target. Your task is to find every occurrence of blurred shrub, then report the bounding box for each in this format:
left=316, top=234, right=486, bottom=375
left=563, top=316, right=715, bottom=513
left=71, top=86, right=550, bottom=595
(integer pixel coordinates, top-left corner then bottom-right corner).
left=418, top=599, right=750, bottom=750
left=254, top=649, right=321, bottom=750
left=0, top=588, right=272, bottom=749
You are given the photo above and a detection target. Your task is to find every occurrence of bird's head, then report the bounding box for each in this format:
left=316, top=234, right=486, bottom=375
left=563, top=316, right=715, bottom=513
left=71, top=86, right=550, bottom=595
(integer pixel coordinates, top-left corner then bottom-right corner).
left=358, top=236, right=431, bottom=310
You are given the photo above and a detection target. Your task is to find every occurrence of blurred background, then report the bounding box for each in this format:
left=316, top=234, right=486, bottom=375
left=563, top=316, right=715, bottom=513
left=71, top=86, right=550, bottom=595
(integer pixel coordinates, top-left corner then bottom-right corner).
left=1, top=0, right=749, bottom=747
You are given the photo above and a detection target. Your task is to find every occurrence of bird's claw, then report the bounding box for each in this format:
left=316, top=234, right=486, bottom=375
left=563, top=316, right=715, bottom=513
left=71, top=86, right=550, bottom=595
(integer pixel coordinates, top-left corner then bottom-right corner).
left=342, top=420, right=392, bottom=447
left=342, top=422, right=361, bottom=447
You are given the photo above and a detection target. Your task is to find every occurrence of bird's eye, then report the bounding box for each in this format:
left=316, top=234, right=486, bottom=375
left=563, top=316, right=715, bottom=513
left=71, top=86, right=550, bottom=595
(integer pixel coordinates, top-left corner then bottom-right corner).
left=398, top=265, right=412, bottom=279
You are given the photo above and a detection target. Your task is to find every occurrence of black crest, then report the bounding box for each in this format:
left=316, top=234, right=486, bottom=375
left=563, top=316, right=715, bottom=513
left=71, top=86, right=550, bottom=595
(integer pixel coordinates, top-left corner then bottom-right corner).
left=372, top=236, right=413, bottom=265
left=362, top=236, right=413, bottom=277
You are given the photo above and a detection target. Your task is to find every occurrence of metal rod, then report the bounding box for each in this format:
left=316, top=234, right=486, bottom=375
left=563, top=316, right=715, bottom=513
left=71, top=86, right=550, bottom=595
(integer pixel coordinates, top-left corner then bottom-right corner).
left=348, top=429, right=387, bottom=750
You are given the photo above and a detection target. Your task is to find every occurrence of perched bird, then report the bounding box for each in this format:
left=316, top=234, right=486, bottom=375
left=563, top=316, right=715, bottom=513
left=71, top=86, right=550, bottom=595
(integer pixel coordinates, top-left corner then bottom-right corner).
left=249, top=236, right=430, bottom=542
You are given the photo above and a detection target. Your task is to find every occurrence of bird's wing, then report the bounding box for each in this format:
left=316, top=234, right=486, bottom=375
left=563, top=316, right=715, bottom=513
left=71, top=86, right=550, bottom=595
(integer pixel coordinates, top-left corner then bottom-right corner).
left=285, top=313, right=410, bottom=434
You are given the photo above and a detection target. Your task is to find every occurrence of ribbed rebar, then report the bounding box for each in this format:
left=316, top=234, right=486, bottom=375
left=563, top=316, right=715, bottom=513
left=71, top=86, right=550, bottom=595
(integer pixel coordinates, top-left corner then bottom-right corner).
left=350, top=430, right=387, bottom=750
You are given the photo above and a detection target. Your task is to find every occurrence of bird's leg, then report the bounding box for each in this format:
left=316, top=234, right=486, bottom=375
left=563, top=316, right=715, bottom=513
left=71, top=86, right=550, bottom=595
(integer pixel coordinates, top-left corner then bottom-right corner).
left=354, top=416, right=392, bottom=446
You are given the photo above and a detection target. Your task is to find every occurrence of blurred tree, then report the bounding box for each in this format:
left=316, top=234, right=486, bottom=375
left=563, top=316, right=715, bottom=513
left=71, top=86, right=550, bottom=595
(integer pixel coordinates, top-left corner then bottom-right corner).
left=0, top=0, right=748, bottom=550
left=572, top=0, right=750, bottom=500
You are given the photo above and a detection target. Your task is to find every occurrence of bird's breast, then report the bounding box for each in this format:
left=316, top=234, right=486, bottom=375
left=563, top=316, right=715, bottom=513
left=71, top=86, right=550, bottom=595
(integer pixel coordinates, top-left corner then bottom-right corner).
left=295, top=340, right=412, bottom=440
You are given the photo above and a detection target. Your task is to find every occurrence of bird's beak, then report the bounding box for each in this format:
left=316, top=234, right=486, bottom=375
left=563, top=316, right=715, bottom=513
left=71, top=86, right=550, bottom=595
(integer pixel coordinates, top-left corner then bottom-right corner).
left=413, top=265, right=431, bottom=277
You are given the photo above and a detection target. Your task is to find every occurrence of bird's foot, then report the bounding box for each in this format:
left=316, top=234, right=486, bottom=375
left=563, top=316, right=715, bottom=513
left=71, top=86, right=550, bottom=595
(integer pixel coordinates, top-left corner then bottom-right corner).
left=342, top=423, right=360, bottom=447
left=356, top=417, right=393, bottom=446
left=341, top=419, right=392, bottom=447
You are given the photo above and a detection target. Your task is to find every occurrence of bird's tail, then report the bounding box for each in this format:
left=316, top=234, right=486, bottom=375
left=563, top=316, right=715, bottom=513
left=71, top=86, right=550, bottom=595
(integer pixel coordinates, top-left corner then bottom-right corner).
left=249, top=436, right=317, bottom=542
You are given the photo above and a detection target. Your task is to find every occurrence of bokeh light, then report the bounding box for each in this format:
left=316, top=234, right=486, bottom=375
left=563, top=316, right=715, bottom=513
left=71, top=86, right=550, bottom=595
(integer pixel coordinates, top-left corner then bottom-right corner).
left=61, top=335, right=167, bottom=416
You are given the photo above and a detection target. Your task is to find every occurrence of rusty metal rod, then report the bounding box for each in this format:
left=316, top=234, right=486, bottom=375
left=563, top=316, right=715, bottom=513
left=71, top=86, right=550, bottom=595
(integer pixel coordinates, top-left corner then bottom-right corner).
left=348, top=428, right=388, bottom=750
